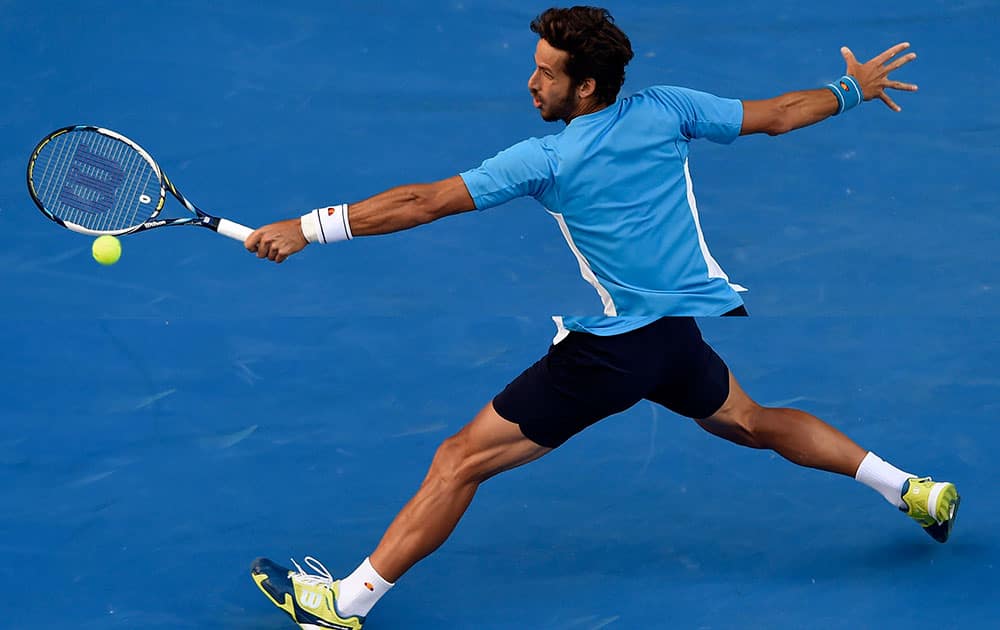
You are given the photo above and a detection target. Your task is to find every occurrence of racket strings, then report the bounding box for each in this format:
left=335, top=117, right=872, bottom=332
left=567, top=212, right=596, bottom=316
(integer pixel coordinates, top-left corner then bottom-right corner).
left=31, top=129, right=161, bottom=233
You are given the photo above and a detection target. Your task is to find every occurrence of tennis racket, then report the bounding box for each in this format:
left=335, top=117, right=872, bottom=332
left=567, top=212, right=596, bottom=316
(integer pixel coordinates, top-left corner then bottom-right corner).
left=26, top=125, right=254, bottom=242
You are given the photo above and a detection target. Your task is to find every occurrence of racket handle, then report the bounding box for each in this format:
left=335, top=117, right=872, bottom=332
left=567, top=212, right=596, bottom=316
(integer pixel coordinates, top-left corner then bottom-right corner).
left=217, top=218, right=255, bottom=243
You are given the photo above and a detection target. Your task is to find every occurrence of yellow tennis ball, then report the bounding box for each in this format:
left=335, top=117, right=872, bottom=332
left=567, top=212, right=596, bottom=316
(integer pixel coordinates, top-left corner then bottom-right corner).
left=92, top=235, right=122, bottom=265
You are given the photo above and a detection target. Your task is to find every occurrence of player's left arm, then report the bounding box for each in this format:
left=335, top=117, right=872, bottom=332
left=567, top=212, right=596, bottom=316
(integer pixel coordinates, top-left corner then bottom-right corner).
left=245, top=175, right=475, bottom=263
left=740, top=42, right=918, bottom=136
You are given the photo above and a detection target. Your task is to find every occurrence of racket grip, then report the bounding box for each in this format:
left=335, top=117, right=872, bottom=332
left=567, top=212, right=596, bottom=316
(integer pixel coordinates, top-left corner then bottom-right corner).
left=217, top=218, right=255, bottom=243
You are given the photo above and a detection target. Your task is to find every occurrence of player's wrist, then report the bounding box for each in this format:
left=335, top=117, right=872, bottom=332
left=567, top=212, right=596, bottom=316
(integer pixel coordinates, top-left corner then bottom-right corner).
left=825, top=75, right=863, bottom=115
left=300, top=204, right=353, bottom=244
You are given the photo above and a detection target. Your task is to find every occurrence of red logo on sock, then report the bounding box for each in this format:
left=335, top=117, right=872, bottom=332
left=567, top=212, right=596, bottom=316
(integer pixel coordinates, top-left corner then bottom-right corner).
left=364, top=582, right=374, bottom=591
left=327, top=207, right=337, bottom=216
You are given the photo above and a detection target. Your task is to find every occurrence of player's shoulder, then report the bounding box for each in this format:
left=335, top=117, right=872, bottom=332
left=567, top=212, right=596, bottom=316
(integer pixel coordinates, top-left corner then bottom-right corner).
left=611, top=86, right=688, bottom=121
left=633, top=84, right=686, bottom=96
left=627, top=86, right=737, bottom=119
left=630, top=85, right=706, bottom=104
left=478, top=134, right=560, bottom=175
left=504, top=133, right=560, bottom=157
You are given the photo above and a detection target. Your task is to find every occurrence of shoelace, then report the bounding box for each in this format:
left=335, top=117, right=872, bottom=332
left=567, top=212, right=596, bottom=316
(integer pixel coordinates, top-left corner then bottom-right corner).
left=290, top=556, right=334, bottom=588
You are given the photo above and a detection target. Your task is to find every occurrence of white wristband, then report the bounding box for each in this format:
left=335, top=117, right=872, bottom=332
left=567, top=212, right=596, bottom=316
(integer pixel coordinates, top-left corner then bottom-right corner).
left=300, top=204, right=352, bottom=244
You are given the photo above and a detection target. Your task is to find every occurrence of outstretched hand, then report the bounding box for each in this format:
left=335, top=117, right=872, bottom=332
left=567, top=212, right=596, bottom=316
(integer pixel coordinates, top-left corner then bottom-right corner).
left=841, top=42, right=918, bottom=112
left=245, top=218, right=308, bottom=264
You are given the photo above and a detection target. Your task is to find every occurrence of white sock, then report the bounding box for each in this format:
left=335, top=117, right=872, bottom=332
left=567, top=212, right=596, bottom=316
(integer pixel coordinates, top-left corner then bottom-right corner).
left=336, top=557, right=394, bottom=618
left=855, top=452, right=914, bottom=509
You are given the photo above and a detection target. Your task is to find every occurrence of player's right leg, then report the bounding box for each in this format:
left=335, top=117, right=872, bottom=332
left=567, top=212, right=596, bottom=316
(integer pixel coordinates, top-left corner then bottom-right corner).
left=250, top=321, right=667, bottom=627
left=369, top=401, right=552, bottom=582
left=251, top=402, right=550, bottom=629
left=365, top=320, right=687, bottom=581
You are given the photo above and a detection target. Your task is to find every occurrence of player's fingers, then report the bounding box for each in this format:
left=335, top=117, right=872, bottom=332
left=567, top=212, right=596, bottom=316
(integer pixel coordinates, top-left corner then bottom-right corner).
left=880, top=92, right=901, bottom=112
left=888, top=80, right=918, bottom=92
left=245, top=229, right=262, bottom=253
left=256, top=238, right=271, bottom=258
left=885, top=51, right=917, bottom=73
left=874, top=41, right=910, bottom=66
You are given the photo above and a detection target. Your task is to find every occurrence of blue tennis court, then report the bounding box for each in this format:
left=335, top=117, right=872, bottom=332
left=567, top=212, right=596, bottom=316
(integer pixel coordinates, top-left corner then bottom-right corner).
left=1, top=1, right=998, bottom=628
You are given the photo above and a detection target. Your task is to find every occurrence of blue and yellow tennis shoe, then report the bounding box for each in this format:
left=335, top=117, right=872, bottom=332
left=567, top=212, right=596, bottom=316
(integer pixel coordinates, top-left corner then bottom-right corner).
left=251, top=556, right=365, bottom=629
left=901, top=477, right=960, bottom=543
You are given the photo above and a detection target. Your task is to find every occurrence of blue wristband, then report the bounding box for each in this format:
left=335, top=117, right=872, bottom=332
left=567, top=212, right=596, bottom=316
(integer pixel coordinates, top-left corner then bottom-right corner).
left=825, top=75, right=863, bottom=115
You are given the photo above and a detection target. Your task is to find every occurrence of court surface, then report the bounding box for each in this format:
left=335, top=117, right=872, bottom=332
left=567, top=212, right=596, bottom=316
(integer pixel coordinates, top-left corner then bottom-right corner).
left=1, top=1, right=998, bottom=628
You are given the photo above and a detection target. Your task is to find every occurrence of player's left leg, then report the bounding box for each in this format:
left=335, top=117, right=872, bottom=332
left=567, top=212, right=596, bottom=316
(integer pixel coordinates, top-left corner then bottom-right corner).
left=696, top=371, right=866, bottom=476
left=697, top=371, right=960, bottom=542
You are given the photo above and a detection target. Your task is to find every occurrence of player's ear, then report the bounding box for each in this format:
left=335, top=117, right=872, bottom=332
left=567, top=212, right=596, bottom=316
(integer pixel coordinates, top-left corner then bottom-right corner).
left=577, top=78, right=597, bottom=100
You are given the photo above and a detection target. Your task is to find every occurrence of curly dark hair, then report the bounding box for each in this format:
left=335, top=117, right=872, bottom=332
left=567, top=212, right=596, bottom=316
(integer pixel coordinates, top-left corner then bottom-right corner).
left=530, top=6, right=634, bottom=104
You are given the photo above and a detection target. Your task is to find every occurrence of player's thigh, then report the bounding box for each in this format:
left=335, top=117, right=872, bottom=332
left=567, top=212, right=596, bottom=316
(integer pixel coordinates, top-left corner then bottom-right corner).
left=447, top=401, right=553, bottom=483
left=493, top=327, right=662, bottom=449
left=644, top=317, right=732, bottom=420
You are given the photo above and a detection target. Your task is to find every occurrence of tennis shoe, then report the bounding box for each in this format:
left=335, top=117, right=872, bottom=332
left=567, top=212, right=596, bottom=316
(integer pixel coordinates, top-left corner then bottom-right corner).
left=251, top=556, right=364, bottom=629
left=900, top=477, right=960, bottom=543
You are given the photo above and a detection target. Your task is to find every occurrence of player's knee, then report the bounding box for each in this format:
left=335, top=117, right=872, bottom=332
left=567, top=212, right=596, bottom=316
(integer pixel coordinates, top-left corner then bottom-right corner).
left=740, top=404, right=767, bottom=448
left=709, top=401, right=766, bottom=449
left=430, top=432, right=481, bottom=487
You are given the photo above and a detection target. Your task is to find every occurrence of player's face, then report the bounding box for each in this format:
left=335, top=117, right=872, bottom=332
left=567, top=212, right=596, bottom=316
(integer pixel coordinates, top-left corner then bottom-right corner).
left=528, top=38, right=580, bottom=122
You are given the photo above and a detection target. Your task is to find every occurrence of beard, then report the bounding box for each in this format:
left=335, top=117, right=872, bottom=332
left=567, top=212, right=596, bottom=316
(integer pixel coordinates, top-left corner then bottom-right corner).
left=536, top=89, right=579, bottom=122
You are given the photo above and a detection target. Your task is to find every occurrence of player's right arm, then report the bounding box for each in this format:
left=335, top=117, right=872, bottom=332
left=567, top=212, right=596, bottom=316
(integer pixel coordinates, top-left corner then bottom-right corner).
left=740, top=42, right=918, bottom=136
left=247, top=137, right=551, bottom=263
left=348, top=175, right=476, bottom=236
left=245, top=176, right=475, bottom=263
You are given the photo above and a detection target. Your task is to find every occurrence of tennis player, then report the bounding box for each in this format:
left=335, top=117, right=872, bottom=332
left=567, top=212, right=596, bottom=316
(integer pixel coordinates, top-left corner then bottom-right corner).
left=245, top=7, right=959, bottom=628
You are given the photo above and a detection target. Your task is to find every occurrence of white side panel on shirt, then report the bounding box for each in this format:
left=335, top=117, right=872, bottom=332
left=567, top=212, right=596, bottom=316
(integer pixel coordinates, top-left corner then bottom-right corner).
left=683, top=159, right=748, bottom=293
left=547, top=210, right=619, bottom=316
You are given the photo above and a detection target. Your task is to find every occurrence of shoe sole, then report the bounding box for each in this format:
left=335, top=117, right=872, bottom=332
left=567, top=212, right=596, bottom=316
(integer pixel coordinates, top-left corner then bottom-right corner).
left=925, top=486, right=960, bottom=543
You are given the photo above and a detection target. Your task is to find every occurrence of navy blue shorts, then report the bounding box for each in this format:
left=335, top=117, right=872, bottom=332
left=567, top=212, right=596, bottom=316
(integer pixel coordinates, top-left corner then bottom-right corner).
left=493, top=317, right=731, bottom=448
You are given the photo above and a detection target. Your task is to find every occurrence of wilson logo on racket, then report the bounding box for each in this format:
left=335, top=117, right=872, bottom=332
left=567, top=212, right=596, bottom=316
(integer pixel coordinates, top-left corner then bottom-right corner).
left=57, top=143, right=125, bottom=215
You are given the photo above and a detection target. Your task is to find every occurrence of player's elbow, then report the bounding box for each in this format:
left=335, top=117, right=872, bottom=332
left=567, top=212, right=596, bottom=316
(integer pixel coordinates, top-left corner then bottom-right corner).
left=414, top=177, right=474, bottom=224
left=767, top=93, right=817, bottom=135
left=763, top=103, right=795, bottom=136
left=766, top=123, right=791, bottom=136
left=410, top=186, right=447, bottom=224
left=742, top=98, right=792, bottom=136
left=770, top=113, right=798, bottom=135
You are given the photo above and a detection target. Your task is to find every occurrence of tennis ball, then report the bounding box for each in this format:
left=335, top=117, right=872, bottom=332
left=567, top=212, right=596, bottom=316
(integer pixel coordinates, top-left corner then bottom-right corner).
left=92, top=235, right=122, bottom=265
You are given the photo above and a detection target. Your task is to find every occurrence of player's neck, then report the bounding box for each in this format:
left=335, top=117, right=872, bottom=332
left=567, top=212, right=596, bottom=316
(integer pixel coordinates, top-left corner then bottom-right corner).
left=563, top=99, right=610, bottom=124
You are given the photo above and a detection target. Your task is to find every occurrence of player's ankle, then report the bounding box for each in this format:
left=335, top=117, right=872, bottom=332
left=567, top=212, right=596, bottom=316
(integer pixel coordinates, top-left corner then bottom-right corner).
left=855, top=452, right=912, bottom=509
left=337, top=557, right=394, bottom=617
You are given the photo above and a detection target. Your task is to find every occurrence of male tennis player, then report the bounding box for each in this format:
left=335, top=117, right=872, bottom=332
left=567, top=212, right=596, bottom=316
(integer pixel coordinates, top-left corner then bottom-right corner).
left=245, top=7, right=959, bottom=628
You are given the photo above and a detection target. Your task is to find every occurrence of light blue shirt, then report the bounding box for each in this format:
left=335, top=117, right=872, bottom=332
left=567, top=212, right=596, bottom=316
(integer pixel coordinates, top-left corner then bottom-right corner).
left=460, top=86, right=746, bottom=337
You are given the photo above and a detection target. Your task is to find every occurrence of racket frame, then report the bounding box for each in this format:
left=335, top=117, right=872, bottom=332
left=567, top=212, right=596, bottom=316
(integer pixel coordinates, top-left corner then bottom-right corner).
left=27, top=125, right=253, bottom=241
